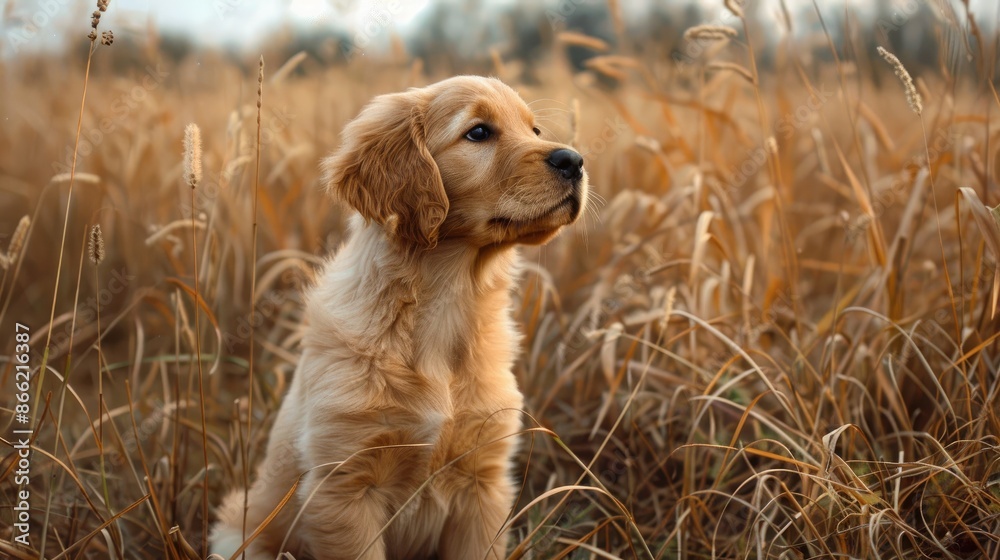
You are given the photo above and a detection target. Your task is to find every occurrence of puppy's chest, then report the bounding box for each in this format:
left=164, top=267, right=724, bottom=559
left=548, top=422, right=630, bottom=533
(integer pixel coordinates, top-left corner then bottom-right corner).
left=399, top=284, right=522, bottom=473
left=426, top=382, right=523, bottom=477
left=414, top=327, right=523, bottom=475
left=412, top=295, right=484, bottom=375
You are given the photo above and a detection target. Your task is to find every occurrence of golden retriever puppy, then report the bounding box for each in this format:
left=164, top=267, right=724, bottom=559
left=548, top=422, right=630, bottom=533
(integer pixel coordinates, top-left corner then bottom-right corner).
left=211, top=76, right=588, bottom=560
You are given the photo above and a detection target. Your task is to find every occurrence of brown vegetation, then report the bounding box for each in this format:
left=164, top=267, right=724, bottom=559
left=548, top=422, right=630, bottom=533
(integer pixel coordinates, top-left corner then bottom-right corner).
left=1, top=2, right=999, bottom=558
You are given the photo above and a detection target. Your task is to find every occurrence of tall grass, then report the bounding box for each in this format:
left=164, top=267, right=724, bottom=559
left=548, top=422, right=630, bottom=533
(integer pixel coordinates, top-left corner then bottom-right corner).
left=1, top=3, right=999, bottom=559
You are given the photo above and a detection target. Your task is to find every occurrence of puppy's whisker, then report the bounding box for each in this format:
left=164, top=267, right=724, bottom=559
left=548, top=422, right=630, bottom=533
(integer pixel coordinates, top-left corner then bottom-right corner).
left=536, top=125, right=558, bottom=138
left=532, top=109, right=571, bottom=116
left=491, top=178, right=535, bottom=216
left=587, top=190, right=607, bottom=208
left=527, top=98, right=568, bottom=108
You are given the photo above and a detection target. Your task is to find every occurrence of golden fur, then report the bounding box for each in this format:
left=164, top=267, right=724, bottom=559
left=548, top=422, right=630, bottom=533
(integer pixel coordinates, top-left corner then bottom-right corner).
left=210, top=76, right=588, bottom=560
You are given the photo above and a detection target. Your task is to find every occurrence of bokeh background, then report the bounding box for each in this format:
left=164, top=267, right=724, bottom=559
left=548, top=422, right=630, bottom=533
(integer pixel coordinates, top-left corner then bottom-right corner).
left=2, top=0, right=1000, bottom=558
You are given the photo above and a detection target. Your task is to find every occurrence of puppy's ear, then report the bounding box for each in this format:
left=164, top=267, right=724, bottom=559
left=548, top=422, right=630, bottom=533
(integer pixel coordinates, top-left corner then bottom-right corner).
left=322, top=91, right=448, bottom=248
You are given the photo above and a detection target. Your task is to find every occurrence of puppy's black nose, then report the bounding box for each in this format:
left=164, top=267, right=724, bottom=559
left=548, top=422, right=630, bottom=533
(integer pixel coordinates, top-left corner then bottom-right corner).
left=547, top=148, right=584, bottom=181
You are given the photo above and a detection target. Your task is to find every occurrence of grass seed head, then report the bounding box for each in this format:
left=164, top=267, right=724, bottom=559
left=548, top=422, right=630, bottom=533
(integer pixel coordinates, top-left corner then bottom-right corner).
left=257, top=56, right=264, bottom=119
left=89, top=224, right=105, bottom=265
left=684, top=24, right=738, bottom=42
left=183, top=123, right=203, bottom=189
left=4, top=215, right=30, bottom=267
left=90, top=1, right=109, bottom=40
left=877, top=46, right=923, bottom=116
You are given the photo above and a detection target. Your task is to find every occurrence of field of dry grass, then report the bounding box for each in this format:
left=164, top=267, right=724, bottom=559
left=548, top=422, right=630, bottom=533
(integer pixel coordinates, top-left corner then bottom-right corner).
left=2, top=2, right=1000, bottom=559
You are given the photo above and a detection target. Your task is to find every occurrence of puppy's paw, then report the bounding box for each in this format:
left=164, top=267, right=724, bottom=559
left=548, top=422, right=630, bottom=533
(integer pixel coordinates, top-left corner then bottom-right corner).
left=209, top=525, right=271, bottom=560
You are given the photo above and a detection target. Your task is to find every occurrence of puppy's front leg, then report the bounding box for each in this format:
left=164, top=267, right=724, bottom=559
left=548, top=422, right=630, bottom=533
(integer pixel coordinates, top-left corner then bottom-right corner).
left=439, top=476, right=513, bottom=560
left=298, top=469, right=390, bottom=560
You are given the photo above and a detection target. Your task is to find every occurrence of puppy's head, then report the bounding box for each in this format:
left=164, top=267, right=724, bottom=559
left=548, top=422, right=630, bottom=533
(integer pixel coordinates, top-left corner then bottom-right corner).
left=323, top=76, right=588, bottom=249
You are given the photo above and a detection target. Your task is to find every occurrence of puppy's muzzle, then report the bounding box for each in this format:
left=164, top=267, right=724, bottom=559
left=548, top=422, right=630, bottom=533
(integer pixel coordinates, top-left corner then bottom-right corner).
left=546, top=148, right=584, bottom=183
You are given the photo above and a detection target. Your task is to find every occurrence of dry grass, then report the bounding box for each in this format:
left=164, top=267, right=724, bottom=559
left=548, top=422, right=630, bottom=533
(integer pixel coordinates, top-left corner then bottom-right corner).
left=2, top=3, right=1000, bottom=559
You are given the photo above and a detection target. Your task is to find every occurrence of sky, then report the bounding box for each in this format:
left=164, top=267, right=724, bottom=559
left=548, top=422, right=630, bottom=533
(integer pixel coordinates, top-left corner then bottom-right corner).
left=2, top=0, right=446, bottom=53
left=1, top=0, right=998, bottom=56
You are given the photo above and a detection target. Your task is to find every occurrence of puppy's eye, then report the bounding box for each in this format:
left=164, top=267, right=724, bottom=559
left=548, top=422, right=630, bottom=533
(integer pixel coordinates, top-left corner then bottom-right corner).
left=465, top=125, right=492, bottom=142
left=532, top=127, right=541, bottom=136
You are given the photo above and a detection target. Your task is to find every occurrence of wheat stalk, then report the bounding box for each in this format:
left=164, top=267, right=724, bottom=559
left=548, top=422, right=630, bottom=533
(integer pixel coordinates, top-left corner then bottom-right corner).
left=88, top=223, right=118, bottom=551
left=183, top=120, right=210, bottom=557
left=38, top=3, right=111, bottom=552
left=242, top=54, right=266, bottom=557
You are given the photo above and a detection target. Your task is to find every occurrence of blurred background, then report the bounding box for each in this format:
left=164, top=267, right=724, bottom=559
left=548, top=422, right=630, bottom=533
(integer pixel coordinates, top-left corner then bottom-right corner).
left=4, top=0, right=999, bottom=72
